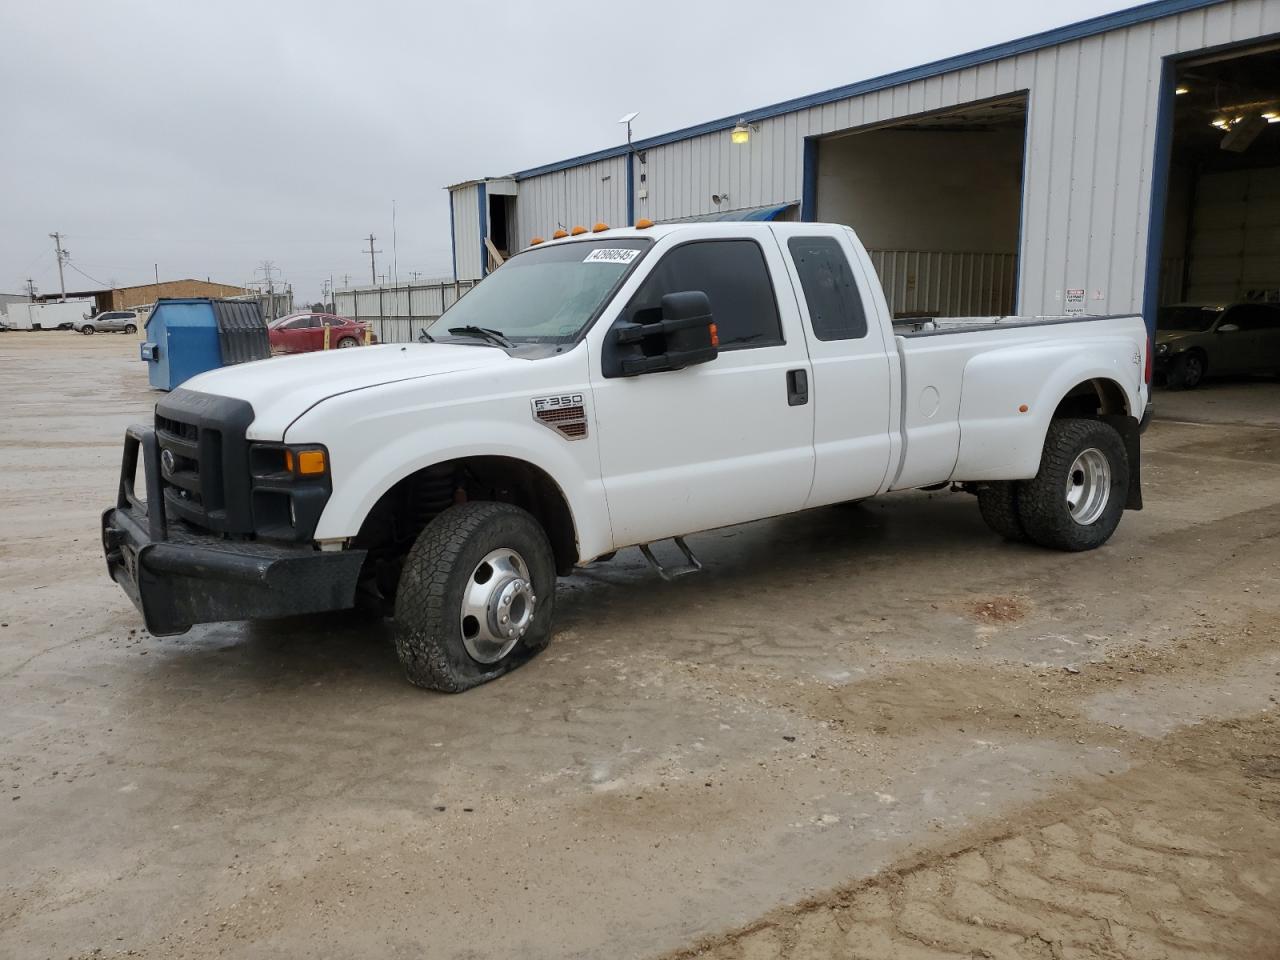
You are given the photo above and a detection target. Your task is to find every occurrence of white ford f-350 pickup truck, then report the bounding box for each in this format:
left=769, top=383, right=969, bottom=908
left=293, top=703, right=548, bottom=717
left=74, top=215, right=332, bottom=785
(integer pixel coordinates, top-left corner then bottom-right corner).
left=103, top=221, right=1152, bottom=691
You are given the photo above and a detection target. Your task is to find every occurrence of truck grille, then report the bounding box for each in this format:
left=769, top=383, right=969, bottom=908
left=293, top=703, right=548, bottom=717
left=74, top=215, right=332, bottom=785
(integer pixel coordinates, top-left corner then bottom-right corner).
left=154, top=390, right=255, bottom=535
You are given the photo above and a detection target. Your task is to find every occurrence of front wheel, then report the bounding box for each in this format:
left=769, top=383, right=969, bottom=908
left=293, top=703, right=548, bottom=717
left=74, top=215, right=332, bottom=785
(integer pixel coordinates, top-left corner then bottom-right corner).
left=337, top=336, right=359, bottom=348
left=124, top=323, right=137, bottom=334
left=393, top=502, right=555, bottom=692
left=1016, top=418, right=1128, bottom=552
left=80, top=325, right=95, bottom=335
left=1166, top=351, right=1205, bottom=390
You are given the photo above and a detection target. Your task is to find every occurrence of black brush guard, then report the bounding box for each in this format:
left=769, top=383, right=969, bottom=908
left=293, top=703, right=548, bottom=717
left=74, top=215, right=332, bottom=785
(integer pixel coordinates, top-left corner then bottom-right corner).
left=101, top=423, right=365, bottom=636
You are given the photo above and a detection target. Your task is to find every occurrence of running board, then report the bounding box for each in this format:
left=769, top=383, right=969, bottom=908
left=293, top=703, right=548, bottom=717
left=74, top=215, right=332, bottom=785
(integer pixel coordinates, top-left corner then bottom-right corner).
left=638, top=537, right=703, bottom=581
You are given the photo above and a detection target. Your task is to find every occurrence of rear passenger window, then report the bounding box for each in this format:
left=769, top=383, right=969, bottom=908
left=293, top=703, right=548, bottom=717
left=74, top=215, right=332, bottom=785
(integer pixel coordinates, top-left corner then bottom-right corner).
left=626, top=240, right=782, bottom=349
left=788, top=236, right=867, bottom=341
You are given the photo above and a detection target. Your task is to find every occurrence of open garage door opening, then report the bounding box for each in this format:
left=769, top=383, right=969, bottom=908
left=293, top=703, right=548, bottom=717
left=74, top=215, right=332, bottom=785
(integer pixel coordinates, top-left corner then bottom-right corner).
left=1154, top=42, right=1280, bottom=391
left=812, top=94, right=1027, bottom=319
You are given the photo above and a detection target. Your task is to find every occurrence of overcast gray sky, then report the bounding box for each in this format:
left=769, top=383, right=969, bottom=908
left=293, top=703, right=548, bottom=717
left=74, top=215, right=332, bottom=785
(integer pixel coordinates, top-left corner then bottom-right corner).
left=2, top=0, right=1136, bottom=301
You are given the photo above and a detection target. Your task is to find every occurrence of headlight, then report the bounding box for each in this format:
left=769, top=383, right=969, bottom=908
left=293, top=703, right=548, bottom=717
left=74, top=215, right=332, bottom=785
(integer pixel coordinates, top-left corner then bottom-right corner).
left=1156, top=343, right=1169, bottom=356
left=247, top=443, right=332, bottom=541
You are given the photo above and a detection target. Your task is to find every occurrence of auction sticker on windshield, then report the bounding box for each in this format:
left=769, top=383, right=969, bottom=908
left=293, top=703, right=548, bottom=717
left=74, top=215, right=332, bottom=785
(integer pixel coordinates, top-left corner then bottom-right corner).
left=583, top=248, right=640, bottom=264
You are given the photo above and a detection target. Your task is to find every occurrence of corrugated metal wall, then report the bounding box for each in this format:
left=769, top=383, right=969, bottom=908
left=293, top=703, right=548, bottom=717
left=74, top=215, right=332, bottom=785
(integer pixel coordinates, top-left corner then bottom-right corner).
left=453, top=0, right=1279, bottom=316
left=451, top=184, right=482, bottom=282
left=334, top=280, right=477, bottom=343
left=511, top=156, right=630, bottom=250
left=868, top=251, right=1018, bottom=317
left=636, top=0, right=1279, bottom=317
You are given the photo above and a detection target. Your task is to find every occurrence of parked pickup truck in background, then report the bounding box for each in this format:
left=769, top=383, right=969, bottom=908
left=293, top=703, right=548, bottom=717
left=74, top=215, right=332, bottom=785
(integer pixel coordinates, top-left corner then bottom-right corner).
left=102, top=221, right=1152, bottom=692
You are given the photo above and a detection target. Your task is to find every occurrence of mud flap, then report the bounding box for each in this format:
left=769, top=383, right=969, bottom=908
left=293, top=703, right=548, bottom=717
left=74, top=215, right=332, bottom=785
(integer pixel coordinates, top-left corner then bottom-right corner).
left=1102, top=414, right=1142, bottom=511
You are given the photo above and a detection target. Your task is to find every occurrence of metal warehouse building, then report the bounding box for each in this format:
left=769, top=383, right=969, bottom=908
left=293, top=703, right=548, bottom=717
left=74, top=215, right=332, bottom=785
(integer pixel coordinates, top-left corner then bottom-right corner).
left=447, top=0, right=1280, bottom=329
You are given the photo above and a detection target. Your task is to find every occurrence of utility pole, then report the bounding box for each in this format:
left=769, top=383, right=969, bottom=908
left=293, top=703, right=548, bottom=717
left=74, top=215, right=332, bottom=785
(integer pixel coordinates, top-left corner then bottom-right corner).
left=49, top=232, right=68, bottom=301
left=154, top=263, right=161, bottom=306
left=391, top=200, right=399, bottom=288
left=409, top=271, right=421, bottom=284
left=341, top=274, right=351, bottom=288
left=256, top=260, right=280, bottom=321
left=24, top=278, right=37, bottom=302
left=364, top=234, right=381, bottom=285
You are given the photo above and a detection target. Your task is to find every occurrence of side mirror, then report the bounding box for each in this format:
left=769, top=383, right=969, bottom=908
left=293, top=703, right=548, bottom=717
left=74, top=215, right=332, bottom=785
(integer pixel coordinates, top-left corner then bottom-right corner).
left=1217, top=323, right=1239, bottom=333
left=611, top=291, right=719, bottom=377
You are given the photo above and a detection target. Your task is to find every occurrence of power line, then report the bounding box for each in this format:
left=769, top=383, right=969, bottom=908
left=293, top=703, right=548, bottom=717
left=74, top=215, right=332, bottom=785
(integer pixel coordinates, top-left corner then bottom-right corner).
left=66, top=261, right=109, bottom=287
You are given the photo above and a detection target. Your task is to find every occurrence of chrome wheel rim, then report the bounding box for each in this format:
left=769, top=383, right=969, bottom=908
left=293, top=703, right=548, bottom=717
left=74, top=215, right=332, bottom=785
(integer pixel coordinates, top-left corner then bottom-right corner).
left=1065, top=447, right=1111, bottom=526
left=460, top=548, right=536, bottom=663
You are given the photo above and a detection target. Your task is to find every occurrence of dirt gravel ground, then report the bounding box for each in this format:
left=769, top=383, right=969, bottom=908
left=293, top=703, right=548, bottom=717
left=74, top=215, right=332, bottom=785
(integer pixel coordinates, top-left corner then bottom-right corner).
left=1, top=332, right=1278, bottom=959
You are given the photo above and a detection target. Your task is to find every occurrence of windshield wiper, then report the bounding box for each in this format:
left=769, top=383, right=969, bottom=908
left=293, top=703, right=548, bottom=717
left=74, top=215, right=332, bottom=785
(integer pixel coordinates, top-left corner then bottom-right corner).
left=447, top=325, right=513, bottom=348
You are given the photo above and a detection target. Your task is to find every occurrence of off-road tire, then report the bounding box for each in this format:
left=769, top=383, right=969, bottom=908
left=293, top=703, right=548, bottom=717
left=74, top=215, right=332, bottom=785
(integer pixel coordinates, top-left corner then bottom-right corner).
left=124, top=323, right=137, bottom=334
left=977, top=481, right=1027, bottom=541
left=80, top=325, right=95, bottom=335
left=393, top=502, right=555, bottom=692
left=1017, top=418, right=1127, bottom=552
left=337, top=336, right=358, bottom=348
left=1166, top=351, right=1205, bottom=390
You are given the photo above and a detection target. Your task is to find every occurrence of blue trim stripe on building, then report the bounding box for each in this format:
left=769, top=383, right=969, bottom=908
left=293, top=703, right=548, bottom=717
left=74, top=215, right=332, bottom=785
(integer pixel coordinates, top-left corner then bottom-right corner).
left=477, top=181, right=488, bottom=278
left=1141, top=56, right=1179, bottom=339
left=625, top=153, right=636, bottom=226
left=800, top=138, right=818, bottom=222
left=511, top=0, right=1226, bottom=182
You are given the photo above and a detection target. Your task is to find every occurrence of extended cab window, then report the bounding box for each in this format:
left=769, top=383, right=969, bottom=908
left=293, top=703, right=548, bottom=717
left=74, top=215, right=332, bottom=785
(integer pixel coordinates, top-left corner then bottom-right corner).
left=627, top=240, right=782, bottom=349
left=788, top=236, right=867, bottom=341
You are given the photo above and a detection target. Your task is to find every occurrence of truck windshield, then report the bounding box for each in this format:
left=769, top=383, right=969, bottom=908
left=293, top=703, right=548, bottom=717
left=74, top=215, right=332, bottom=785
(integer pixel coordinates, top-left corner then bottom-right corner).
left=428, top=238, right=651, bottom=344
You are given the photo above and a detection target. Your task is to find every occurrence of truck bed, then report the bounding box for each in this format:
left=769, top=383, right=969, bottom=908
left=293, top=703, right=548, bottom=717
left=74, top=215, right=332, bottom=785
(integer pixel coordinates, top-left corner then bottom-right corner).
left=888, top=312, right=1148, bottom=490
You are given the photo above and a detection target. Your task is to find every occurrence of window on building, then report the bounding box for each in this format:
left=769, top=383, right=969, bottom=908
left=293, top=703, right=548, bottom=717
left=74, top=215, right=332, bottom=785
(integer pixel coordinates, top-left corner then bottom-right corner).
left=788, top=236, right=867, bottom=341
left=626, top=240, right=782, bottom=349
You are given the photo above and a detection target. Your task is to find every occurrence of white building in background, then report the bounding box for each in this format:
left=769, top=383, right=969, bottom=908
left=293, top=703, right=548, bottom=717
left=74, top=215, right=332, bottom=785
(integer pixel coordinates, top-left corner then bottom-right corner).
left=446, top=0, right=1280, bottom=327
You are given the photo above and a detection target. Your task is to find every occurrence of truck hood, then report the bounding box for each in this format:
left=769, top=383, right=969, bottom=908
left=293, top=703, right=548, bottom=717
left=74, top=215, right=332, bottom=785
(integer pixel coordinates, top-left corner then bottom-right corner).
left=181, top=343, right=512, bottom=439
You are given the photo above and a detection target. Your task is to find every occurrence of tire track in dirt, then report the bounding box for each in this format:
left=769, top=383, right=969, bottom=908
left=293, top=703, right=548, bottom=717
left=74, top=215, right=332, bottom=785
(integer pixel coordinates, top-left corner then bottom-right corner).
left=664, top=713, right=1280, bottom=960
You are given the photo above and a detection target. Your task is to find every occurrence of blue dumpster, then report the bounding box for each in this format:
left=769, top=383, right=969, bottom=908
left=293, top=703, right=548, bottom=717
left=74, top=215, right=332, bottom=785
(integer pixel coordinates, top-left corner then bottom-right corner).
left=141, top=298, right=271, bottom=391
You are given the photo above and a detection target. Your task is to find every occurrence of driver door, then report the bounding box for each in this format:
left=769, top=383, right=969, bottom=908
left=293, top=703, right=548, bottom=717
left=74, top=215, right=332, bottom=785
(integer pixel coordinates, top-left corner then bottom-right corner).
left=590, top=235, right=816, bottom=548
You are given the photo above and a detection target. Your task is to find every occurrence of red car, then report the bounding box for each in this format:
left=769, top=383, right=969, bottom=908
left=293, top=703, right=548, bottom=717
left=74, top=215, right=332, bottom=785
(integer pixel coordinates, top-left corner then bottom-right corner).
left=268, top=312, right=376, bottom=353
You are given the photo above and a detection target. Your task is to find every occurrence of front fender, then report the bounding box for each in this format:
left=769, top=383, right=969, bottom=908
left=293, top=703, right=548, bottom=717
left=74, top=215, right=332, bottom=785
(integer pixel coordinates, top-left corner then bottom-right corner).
left=290, top=405, right=613, bottom=561
left=953, top=339, right=1143, bottom=481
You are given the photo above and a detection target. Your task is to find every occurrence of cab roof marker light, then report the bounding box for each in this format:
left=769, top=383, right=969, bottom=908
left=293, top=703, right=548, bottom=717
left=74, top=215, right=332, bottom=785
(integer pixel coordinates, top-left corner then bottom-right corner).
left=635, top=218, right=654, bottom=229
left=530, top=236, right=545, bottom=245
left=570, top=225, right=588, bottom=236
left=552, top=229, right=568, bottom=239
left=592, top=222, right=609, bottom=233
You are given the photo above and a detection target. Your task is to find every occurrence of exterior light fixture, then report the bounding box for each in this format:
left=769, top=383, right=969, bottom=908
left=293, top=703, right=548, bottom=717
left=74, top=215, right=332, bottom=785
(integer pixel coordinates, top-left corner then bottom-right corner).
left=730, top=119, right=755, bottom=144
left=1174, top=85, right=1189, bottom=95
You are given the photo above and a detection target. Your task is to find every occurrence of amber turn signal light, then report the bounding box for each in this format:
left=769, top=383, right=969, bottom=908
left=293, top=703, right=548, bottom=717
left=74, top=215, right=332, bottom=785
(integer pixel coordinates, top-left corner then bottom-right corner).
left=297, top=450, right=327, bottom=475
left=709, top=323, right=720, bottom=346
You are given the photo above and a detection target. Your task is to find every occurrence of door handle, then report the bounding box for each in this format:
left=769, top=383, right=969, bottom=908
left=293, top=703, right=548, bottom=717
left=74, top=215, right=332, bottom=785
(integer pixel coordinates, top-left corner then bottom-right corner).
left=786, top=368, right=809, bottom=406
